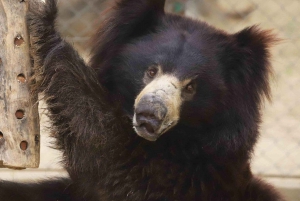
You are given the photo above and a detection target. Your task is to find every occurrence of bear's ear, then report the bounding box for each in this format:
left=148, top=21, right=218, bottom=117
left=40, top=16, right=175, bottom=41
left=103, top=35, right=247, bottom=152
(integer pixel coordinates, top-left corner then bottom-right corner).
left=228, top=26, right=279, bottom=101
left=233, top=26, right=277, bottom=60
left=90, top=0, right=166, bottom=70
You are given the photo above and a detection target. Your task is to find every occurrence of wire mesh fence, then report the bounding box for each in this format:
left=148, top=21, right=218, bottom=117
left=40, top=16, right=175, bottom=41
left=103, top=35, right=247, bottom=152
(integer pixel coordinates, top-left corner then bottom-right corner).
left=1, top=0, right=299, bottom=183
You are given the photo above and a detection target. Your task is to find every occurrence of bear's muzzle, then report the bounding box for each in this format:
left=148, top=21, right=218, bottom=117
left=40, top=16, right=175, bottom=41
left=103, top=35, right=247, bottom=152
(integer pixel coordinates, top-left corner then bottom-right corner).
left=133, top=75, right=182, bottom=141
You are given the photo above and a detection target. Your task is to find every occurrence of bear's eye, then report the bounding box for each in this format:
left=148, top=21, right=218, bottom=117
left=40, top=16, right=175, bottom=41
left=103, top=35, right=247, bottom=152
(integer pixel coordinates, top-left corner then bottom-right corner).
left=184, top=83, right=195, bottom=94
left=147, top=67, right=158, bottom=78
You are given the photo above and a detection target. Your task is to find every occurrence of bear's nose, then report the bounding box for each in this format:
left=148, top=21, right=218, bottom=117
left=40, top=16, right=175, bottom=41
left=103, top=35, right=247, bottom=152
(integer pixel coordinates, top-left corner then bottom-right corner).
left=135, top=112, right=159, bottom=134
left=134, top=94, right=167, bottom=134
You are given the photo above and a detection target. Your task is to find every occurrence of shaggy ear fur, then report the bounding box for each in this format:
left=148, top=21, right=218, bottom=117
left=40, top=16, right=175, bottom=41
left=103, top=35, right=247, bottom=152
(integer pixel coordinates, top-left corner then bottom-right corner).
left=90, top=0, right=166, bottom=75
left=225, top=26, right=279, bottom=105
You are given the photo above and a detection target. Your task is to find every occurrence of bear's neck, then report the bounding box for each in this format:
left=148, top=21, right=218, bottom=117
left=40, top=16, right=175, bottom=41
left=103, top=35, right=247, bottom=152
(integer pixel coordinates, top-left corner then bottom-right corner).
left=87, top=120, right=254, bottom=200
left=66, top=112, right=258, bottom=200
left=116, top=124, right=252, bottom=163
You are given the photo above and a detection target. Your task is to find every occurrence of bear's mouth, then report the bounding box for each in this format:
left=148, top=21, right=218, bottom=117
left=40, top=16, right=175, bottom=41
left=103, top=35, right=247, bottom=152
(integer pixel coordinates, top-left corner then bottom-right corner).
left=140, top=123, right=155, bottom=134
left=133, top=115, right=177, bottom=141
left=133, top=122, right=159, bottom=141
left=132, top=112, right=162, bottom=141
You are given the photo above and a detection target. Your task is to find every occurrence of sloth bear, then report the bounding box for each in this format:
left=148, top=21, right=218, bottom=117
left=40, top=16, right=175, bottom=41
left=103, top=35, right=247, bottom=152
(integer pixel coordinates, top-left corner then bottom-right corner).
left=0, top=0, right=284, bottom=200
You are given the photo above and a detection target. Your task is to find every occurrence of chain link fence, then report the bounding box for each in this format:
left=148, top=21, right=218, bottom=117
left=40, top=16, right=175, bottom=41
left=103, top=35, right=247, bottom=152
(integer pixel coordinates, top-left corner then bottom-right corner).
left=1, top=0, right=299, bottom=194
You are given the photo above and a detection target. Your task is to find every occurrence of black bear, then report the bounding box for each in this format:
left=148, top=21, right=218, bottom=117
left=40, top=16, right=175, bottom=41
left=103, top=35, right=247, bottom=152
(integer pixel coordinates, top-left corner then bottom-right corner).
left=0, top=0, right=284, bottom=200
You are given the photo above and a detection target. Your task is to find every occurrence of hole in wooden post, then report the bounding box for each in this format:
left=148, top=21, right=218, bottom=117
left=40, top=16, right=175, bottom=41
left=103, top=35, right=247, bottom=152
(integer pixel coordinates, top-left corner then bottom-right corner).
left=0, top=131, right=3, bottom=138
left=17, top=74, right=26, bottom=83
left=14, top=35, right=25, bottom=47
left=15, top=110, right=25, bottom=119
left=20, top=141, right=28, bottom=150
left=0, top=58, right=2, bottom=65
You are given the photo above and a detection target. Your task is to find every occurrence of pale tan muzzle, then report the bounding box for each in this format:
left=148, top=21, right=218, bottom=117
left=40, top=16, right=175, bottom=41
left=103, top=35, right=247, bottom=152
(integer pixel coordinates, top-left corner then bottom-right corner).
left=133, top=75, right=182, bottom=141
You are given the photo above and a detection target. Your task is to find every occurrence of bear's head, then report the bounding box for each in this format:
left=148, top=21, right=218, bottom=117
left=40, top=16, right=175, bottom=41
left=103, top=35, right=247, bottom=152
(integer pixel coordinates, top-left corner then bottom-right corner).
left=91, top=0, right=277, bottom=142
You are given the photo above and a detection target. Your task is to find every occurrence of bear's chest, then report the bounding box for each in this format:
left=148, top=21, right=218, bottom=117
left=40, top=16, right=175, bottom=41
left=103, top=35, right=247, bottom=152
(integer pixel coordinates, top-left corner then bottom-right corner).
left=98, top=157, right=247, bottom=201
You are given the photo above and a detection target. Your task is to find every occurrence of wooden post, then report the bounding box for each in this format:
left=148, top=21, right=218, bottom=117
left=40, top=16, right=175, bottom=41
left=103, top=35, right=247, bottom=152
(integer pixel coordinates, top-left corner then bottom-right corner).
left=0, top=0, right=40, bottom=168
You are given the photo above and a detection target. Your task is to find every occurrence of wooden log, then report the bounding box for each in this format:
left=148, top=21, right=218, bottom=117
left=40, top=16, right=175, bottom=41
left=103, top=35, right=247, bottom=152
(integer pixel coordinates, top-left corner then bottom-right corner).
left=0, top=0, right=40, bottom=168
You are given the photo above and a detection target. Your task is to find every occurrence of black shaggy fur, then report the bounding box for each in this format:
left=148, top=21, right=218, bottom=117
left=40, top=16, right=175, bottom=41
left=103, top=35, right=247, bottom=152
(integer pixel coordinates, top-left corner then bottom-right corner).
left=0, top=0, right=285, bottom=200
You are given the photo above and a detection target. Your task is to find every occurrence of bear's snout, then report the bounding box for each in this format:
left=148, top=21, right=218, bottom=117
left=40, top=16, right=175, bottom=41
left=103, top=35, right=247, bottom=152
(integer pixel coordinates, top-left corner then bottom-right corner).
left=134, top=94, right=168, bottom=140
left=133, top=75, right=182, bottom=141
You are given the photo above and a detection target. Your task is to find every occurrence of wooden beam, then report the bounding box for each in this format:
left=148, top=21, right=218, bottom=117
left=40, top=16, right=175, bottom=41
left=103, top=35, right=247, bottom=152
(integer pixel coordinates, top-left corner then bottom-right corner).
left=0, top=0, right=40, bottom=168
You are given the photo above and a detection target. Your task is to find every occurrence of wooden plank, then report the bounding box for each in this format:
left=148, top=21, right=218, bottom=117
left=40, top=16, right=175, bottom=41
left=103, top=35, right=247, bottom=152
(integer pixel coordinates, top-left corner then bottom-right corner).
left=0, top=0, right=40, bottom=168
